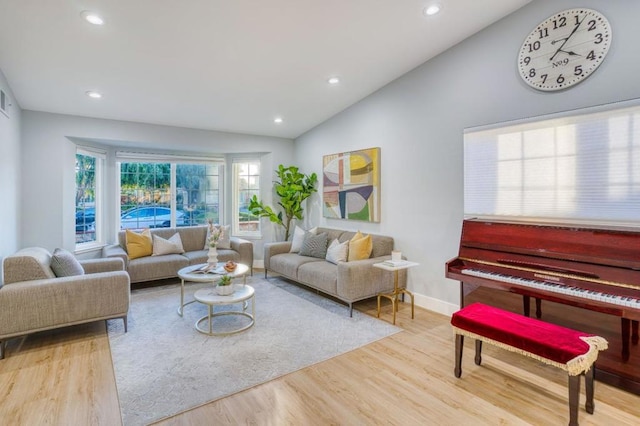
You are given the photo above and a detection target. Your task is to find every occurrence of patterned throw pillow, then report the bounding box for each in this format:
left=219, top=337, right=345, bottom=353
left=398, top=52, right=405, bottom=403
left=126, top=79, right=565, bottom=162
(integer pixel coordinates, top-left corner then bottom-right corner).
left=348, top=231, right=372, bottom=261
left=290, top=226, right=317, bottom=252
left=325, top=238, right=349, bottom=264
left=50, top=248, right=85, bottom=277
left=126, top=229, right=153, bottom=260
left=152, top=233, right=185, bottom=256
left=299, top=232, right=328, bottom=259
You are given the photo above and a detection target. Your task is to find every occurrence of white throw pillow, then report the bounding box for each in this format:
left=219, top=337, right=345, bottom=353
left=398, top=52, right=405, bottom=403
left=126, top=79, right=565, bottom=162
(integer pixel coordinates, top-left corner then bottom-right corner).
left=325, top=238, right=349, bottom=264
left=152, top=233, right=185, bottom=256
left=290, top=226, right=317, bottom=253
left=217, top=225, right=231, bottom=249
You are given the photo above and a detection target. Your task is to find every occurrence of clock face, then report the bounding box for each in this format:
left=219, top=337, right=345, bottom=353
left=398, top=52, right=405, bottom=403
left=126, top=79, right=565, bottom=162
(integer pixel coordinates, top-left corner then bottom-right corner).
left=518, top=8, right=611, bottom=91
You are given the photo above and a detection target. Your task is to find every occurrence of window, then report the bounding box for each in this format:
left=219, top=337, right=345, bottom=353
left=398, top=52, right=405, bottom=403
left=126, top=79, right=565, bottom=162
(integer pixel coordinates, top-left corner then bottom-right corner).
left=75, top=148, right=105, bottom=248
left=177, top=163, right=221, bottom=226
left=233, top=160, right=260, bottom=236
left=117, top=153, right=223, bottom=231
left=464, top=101, right=640, bottom=227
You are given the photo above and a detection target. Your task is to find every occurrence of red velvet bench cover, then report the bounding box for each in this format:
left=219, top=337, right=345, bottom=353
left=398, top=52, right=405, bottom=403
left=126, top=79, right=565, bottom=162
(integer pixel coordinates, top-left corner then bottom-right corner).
left=451, top=303, right=608, bottom=426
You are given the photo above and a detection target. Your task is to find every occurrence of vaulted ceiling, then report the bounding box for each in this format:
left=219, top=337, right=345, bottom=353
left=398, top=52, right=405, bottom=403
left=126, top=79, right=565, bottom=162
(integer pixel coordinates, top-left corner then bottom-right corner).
left=0, top=0, right=531, bottom=138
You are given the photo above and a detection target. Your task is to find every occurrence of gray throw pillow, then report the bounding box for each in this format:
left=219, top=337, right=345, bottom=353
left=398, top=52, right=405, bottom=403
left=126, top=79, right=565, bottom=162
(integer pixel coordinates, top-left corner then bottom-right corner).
left=50, top=248, right=85, bottom=277
left=299, top=232, right=328, bottom=259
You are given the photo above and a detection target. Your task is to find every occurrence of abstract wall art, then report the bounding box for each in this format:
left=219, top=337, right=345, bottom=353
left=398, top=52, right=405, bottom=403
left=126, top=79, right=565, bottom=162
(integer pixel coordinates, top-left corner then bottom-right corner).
left=322, top=147, right=380, bottom=222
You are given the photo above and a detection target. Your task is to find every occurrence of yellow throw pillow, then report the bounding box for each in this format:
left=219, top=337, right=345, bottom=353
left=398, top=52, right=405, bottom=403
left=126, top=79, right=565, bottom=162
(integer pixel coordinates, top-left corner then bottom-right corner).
left=126, top=229, right=153, bottom=260
left=348, top=232, right=372, bottom=261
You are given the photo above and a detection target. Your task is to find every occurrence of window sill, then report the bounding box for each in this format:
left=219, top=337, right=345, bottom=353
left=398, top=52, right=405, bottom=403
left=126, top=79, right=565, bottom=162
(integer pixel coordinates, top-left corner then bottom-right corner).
left=75, top=242, right=107, bottom=255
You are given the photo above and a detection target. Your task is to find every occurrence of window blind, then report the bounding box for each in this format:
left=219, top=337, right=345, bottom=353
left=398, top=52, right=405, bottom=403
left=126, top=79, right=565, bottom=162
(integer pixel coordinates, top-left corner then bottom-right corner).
left=464, top=100, right=640, bottom=227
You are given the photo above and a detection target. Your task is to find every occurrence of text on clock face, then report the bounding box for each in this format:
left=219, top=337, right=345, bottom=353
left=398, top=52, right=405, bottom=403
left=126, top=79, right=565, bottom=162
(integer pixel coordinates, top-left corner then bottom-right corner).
left=518, top=9, right=611, bottom=91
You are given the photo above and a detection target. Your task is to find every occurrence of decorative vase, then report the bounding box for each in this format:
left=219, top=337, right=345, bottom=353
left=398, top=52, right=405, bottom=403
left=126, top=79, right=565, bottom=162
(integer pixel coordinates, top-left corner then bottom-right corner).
left=207, top=246, right=218, bottom=266
left=216, top=284, right=234, bottom=296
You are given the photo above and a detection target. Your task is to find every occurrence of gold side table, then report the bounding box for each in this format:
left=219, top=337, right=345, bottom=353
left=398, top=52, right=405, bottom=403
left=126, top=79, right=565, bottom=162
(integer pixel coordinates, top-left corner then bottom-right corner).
left=373, top=261, right=419, bottom=325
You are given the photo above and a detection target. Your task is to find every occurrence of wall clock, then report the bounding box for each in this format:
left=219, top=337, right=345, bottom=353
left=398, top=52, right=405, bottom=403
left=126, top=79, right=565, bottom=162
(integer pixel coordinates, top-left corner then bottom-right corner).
left=518, top=8, right=611, bottom=91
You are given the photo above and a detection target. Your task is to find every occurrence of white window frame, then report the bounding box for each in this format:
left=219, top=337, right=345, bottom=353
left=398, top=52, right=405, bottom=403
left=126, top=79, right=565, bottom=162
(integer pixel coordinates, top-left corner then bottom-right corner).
left=75, top=146, right=106, bottom=252
left=115, top=151, right=225, bottom=232
left=232, top=159, right=261, bottom=238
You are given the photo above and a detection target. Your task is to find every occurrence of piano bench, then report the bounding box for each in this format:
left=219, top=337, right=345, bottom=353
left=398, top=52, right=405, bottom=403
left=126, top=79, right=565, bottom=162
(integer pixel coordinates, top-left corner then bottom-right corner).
left=451, top=303, right=609, bottom=426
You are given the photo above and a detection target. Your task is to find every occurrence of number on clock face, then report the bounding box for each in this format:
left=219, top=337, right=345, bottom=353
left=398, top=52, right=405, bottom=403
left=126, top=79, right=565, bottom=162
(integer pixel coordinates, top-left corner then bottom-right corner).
left=518, top=9, right=611, bottom=91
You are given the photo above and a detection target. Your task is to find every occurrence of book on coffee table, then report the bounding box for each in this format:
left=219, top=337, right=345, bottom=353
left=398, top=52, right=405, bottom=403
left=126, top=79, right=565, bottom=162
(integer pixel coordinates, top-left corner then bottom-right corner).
left=192, top=264, right=226, bottom=274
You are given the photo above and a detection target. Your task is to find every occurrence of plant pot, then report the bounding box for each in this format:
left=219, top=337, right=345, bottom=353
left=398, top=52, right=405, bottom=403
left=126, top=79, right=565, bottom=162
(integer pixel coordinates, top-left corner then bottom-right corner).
left=216, top=284, right=234, bottom=296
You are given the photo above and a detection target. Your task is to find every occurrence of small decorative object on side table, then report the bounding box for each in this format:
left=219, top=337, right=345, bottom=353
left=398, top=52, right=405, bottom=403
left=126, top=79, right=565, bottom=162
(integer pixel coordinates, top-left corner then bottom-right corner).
left=373, top=259, right=419, bottom=325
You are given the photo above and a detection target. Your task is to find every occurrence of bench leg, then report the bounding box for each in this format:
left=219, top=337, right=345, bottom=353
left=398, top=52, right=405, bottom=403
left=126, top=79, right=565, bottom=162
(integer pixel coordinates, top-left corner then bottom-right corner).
left=475, top=340, right=482, bottom=366
left=454, top=334, right=464, bottom=378
left=585, top=367, right=595, bottom=414
left=568, top=374, right=580, bottom=426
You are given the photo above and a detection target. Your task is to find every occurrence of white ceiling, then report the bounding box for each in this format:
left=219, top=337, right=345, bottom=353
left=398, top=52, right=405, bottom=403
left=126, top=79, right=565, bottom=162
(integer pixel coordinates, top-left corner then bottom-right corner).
left=0, top=0, right=531, bottom=139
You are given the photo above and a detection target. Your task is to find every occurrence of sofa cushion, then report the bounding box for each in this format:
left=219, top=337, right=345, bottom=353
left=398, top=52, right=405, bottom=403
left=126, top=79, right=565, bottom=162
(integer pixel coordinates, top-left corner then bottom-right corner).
left=325, top=238, right=349, bottom=264
left=348, top=232, right=372, bottom=261
left=182, top=248, right=242, bottom=266
left=270, top=253, right=323, bottom=279
left=127, top=254, right=189, bottom=283
left=152, top=233, right=185, bottom=256
left=299, top=232, right=328, bottom=259
left=126, top=229, right=153, bottom=259
left=297, top=261, right=338, bottom=295
left=50, top=248, right=85, bottom=277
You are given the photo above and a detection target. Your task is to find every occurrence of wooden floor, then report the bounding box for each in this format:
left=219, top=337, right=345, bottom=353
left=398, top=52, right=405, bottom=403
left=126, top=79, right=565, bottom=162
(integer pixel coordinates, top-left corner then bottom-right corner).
left=1, top=283, right=640, bottom=425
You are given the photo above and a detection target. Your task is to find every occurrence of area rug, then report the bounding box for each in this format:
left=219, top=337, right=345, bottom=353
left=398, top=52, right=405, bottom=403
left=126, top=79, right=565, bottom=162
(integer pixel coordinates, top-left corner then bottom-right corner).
left=107, top=276, right=401, bottom=425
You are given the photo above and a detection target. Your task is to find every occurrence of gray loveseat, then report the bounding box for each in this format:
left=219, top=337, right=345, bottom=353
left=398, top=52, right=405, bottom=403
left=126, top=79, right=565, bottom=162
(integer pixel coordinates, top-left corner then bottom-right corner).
left=264, top=227, right=406, bottom=315
left=1, top=247, right=130, bottom=359
left=102, top=226, right=254, bottom=284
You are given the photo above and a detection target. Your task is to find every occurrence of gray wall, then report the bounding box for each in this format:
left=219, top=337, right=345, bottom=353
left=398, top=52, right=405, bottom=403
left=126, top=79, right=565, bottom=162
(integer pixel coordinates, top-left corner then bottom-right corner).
left=294, top=0, right=640, bottom=315
left=20, top=111, right=294, bottom=260
left=0, top=69, right=21, bottom=278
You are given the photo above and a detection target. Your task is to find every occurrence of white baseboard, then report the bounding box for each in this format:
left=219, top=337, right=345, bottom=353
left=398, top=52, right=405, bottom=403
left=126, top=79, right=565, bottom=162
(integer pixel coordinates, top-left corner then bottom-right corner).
left=253, top=260, right=264, bottom=270
left=412, top=292, right=459, bottom=318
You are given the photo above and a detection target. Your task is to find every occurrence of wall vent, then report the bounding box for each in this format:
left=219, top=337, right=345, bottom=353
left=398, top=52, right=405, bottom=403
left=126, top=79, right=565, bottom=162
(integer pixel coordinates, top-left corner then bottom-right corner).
left=0, top=89, right=9, bottom=117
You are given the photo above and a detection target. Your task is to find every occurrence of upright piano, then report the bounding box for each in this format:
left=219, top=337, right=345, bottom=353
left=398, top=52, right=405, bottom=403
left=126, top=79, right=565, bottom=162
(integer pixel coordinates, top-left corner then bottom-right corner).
left=446, top=219, right=640, bottom=394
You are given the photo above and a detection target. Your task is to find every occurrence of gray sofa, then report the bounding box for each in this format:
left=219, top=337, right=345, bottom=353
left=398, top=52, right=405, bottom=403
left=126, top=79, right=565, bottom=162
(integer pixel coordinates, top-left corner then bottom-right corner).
left=102, top=226, right=253, bottom=284
left=264, top=227, right=406, bottom=315
left=1, top=247, right=130, bottom=359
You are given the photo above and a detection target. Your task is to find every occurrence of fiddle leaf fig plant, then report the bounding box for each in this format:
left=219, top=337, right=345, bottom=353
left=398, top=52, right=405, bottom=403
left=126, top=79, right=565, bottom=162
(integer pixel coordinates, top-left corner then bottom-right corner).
left=248, top=165, right=318, bottom=241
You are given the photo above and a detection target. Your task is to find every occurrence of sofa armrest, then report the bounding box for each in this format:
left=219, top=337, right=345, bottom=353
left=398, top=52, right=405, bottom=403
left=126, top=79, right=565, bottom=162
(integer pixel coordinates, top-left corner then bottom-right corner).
left=0, top=271, right=130, bottom=339
left=80, top=257, right=125, bottom=274
left=263, top=242, right=292, bottom=271
left=102, top=244, right=129, bottom=269
left=336, top=256, right=407, bottom=301
left=230, top=237, right=254, bottom=274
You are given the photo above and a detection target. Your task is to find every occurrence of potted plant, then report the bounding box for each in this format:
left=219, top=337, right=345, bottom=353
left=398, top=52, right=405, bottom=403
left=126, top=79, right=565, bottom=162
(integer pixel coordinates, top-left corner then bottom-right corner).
left=216, top=275, right=234, bottom=295
left=248, top=165, right=318, bottom=241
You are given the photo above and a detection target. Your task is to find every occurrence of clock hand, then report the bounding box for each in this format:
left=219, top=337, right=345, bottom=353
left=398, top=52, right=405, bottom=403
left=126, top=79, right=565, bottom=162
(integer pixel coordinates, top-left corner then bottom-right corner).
left=556, top=49, right=582, bottom=57
left=550, top=15, right=586, bottom=61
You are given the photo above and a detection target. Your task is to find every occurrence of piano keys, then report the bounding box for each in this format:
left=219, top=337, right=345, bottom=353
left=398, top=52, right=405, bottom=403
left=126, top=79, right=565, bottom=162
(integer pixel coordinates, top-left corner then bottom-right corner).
left=446, top=219, right=640, bottom=394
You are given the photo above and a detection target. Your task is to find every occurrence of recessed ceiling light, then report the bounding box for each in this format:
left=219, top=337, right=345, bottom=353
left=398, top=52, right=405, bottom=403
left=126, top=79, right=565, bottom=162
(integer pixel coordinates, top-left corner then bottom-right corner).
left=424, top=3, right=442, bottom=16
left=328, top=77, right=340, bottom=85
left=81, top=10, right=104, bottom=25
left=86, top=91, right=103, bottom=99
left=274, top=117, right=283, bottom=124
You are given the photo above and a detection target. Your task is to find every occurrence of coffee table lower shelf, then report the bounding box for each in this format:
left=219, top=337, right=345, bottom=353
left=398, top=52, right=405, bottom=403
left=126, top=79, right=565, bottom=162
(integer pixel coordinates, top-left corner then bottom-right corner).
left=193, top=285, right=255, bottom=336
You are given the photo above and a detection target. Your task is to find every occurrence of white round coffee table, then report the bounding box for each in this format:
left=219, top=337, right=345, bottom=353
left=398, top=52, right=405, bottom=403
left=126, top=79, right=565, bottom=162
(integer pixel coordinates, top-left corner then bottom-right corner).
left=177, top=262, right=249, bottom=316
left=193, top=285, right=255, bottom=336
